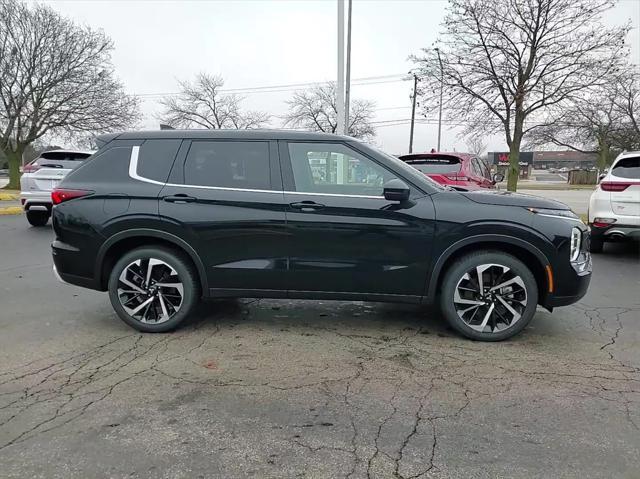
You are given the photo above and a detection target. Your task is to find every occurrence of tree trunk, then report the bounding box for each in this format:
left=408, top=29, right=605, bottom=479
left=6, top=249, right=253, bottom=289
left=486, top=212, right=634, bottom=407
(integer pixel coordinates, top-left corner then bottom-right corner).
left=506, top=143, right=520, bottom=192
left=596, top=135, right=610, bottom=172
left=4, top=148, right=23, bottom=190
left=507, top=109, right=525, bottom=192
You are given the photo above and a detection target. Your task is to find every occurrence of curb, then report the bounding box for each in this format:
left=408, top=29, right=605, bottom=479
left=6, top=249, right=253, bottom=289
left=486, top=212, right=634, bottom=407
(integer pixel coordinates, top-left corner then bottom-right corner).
left=0, top=206, right=22, bottom=215
left=0, top=193, right=20, bottom=201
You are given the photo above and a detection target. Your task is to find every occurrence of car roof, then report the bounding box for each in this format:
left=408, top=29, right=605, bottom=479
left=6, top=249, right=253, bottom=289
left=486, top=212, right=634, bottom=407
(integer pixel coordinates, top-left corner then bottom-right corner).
left=99, top=129, right=354, bottom=143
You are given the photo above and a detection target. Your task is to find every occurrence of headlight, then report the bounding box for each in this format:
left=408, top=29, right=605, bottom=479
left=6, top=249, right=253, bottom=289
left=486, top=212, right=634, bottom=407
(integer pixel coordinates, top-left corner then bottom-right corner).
left=527, top=207, right=580, bottom=220
left=570, top=227, right=581, bottom=261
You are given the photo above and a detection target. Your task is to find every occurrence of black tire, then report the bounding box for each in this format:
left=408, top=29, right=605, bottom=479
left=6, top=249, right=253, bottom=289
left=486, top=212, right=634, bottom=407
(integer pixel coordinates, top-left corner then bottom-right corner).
left=26, top=210, right=49, bottom=227
left=589, top=233, right=604, bottom=254
left=439, top=250, right=539, bottom=341
left=107, top=246, right=200, bottom=332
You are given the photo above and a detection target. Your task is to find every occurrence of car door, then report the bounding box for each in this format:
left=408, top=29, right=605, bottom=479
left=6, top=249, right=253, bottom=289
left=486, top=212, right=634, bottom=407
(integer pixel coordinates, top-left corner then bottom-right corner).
left=158, top=139, right=288, bottom=296
left=279, top=140, right=436, bottom=300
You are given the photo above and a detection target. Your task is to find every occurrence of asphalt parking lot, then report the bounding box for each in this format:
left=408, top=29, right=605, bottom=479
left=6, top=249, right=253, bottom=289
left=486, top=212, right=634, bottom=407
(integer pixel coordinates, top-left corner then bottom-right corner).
left=0, top=214, right=639, bottom=479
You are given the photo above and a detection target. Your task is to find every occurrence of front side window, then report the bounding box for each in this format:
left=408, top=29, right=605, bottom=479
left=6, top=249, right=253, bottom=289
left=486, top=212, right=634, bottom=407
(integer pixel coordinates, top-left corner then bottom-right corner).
left=288, top=142, right=397, bottom=196
left=184, top=141, right=270, bottom=190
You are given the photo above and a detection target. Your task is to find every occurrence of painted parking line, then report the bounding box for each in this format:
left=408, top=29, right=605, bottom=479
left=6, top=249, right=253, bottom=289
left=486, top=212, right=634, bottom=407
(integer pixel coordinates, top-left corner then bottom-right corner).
left=0, top=206, right=23, bottom=215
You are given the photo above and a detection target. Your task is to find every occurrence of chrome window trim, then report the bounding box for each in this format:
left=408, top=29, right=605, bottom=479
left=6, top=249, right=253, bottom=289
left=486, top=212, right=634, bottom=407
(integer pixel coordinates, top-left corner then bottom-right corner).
left=128, top=145, right=386, bottom=200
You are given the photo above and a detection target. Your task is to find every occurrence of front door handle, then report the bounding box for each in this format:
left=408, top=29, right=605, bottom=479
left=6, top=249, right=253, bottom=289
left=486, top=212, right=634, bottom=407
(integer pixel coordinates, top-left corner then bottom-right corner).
left=163, top=194, right=197, bottom=204
left=290, top=201, right=325, bottom=212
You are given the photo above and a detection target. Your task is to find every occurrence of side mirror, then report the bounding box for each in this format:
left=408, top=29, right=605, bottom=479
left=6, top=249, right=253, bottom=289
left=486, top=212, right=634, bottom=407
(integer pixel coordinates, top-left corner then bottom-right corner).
left=493, top=173, right=505, bottom=183
left=598, top=173, right=606, bottom=182
left=383, top=179, right=410, bottom=202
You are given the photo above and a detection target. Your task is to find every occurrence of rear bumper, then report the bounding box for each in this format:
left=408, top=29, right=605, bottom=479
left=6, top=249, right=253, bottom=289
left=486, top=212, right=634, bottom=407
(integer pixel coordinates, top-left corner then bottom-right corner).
left=52, top=240, right=103, bottom=291
left=590, top=223, right=640, bottom=241
left=20, top=191, right=52, bottom=211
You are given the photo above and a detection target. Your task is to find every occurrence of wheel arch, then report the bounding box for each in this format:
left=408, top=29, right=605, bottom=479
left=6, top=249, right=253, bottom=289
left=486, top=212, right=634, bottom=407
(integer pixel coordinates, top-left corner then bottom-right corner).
left=96, top=229, right=208, bottom=294
left=427, top=234, right=552, bottom=306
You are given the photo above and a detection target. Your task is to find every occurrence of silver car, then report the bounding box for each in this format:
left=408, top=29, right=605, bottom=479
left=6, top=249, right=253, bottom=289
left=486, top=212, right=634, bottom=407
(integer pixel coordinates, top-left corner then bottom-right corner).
left=20, top=149, right=94, bottom=226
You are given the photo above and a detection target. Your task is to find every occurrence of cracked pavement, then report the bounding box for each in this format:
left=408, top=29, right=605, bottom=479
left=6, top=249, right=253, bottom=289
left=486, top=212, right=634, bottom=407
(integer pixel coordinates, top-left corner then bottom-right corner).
left=1, top=215, right=639, bottom=478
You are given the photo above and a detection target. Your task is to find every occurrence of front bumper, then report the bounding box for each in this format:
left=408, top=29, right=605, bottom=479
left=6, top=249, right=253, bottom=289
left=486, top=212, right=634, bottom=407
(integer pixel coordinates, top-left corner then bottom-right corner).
left=547, top=270, right=591, bottom=307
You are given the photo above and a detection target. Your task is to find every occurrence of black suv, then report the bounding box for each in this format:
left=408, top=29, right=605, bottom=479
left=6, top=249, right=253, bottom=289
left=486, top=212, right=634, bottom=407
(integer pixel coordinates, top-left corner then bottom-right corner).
left=51, top=130, right=591, bottom=341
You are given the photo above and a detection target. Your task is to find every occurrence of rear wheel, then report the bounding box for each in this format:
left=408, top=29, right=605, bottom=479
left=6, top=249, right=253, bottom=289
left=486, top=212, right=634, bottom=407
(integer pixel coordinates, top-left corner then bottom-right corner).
left=26, top=210, right=49, bottom=227
left=439, top=251, right=538, bottom=341
left=108, top=246, right=200, bottom=332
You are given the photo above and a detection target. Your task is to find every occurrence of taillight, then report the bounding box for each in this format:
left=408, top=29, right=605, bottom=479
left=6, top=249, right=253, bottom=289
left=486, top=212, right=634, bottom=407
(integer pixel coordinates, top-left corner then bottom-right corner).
left=592, top=217, right=616, bottom=228
left=600, top=181, right=632, bottom=192
left=23, top=163, right=40, bottom=173
left=51, top=188, right=92, bottom=205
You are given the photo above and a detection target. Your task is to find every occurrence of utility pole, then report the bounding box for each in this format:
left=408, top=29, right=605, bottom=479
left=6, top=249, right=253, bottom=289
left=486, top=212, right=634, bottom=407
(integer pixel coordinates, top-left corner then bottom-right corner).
left=409, top=74, right=418, bottom=153
left=435, top=48, right=444, bottom=152
left=336, top=0, right=346, bottom=135
left=344, top=0, right=352, bottom=135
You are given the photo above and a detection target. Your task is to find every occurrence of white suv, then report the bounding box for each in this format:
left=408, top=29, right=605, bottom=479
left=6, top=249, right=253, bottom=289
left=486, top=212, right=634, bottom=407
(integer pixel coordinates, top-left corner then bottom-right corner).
left=20, top=149, right=94, bottom=226
left=588, top=151, right=640, bottom=253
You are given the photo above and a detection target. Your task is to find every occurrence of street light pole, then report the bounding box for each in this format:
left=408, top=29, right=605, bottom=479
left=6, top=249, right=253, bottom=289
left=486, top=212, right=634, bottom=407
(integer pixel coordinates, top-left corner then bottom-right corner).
left=336, top=0, right=345, bottom=135
left=344, top=0, right=352, bottom=135
left=409, top=74, right=418, bottom=153
left=436, top=48, right=444, bottom=151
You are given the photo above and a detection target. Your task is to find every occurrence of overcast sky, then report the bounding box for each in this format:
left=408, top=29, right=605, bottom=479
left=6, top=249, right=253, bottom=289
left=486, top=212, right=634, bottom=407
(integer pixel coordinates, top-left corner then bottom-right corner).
left=42, top=0, right=640, bottom=154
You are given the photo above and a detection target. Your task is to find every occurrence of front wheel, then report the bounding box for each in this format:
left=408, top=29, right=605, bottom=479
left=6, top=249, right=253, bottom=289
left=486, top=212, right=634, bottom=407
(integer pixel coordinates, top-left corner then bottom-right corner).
left=439, top=251, right=538, bottom=341
left=108, top=246, right=200, bottom=332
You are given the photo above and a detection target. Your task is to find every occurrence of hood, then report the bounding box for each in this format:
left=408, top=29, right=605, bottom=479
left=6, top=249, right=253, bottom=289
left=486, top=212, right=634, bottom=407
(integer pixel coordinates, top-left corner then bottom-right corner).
left=461, top=189, right=570, bottom=210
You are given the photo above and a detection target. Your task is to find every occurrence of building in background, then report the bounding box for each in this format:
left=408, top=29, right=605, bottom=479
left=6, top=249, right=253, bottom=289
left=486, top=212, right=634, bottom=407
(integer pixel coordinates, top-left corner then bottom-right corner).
left=488, top=150, right=597, bottom=170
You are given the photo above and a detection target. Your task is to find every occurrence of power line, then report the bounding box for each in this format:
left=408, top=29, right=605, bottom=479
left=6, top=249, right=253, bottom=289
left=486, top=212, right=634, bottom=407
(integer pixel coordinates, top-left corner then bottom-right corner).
left=133, top=73, right=411, bottom=99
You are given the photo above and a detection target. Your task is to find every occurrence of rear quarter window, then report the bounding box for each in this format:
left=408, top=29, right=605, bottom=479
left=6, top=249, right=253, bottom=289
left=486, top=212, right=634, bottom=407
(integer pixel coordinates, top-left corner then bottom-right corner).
left=612, top=156, right=640, bottom=179
left=138, top=139, right=182, bottom=183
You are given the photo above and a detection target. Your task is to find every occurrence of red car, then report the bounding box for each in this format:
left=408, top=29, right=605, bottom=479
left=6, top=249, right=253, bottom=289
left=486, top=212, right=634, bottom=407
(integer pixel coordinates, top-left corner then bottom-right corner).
left=398, top=152, right=501, bottom=190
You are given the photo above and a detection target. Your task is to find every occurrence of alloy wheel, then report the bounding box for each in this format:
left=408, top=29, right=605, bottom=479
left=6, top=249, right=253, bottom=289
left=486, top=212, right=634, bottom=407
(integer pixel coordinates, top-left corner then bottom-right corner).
left=117, top=258, right=184, bottom=324
left=453, top=263, right=527, bottom=333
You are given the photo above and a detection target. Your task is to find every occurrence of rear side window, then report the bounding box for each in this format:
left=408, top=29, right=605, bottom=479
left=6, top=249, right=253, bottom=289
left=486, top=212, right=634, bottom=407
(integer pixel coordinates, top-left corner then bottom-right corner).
left=183, top=141, right=271, bottom=190
left=138, top=139, right=182, bottom=183
left=612, top=157, right=640, bottom=179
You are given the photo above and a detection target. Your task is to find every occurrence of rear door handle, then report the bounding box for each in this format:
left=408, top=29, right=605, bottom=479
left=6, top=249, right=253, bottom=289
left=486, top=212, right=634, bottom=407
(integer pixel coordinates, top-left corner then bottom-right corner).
left=163, top=194, right=197, bottom=203
left=290, top=201, right=325, bottom=212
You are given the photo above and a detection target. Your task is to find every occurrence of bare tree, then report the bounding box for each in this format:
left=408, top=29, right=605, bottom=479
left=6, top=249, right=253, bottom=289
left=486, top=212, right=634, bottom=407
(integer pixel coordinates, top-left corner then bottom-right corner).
left=159, top=73, right=270, bottom=130
left=466, top=137, right=487, bottom=156
left=411, top=0, right=630, bottom=191
left=527, top=68, right=640, bottom=168
left=283, top=83, right=376, bottom=141
left=0, top=0, right=140, bottom=189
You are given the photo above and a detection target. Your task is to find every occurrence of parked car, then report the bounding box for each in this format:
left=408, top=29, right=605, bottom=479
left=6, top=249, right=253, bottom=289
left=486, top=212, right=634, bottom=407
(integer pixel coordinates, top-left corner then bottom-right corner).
left=20, top=149, right=94, bottom=226
left=51, top=130, right=591, bottom=341
left=588, top=151, right=640, bottom=253
left=398, top=152, right=502, bottom=190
